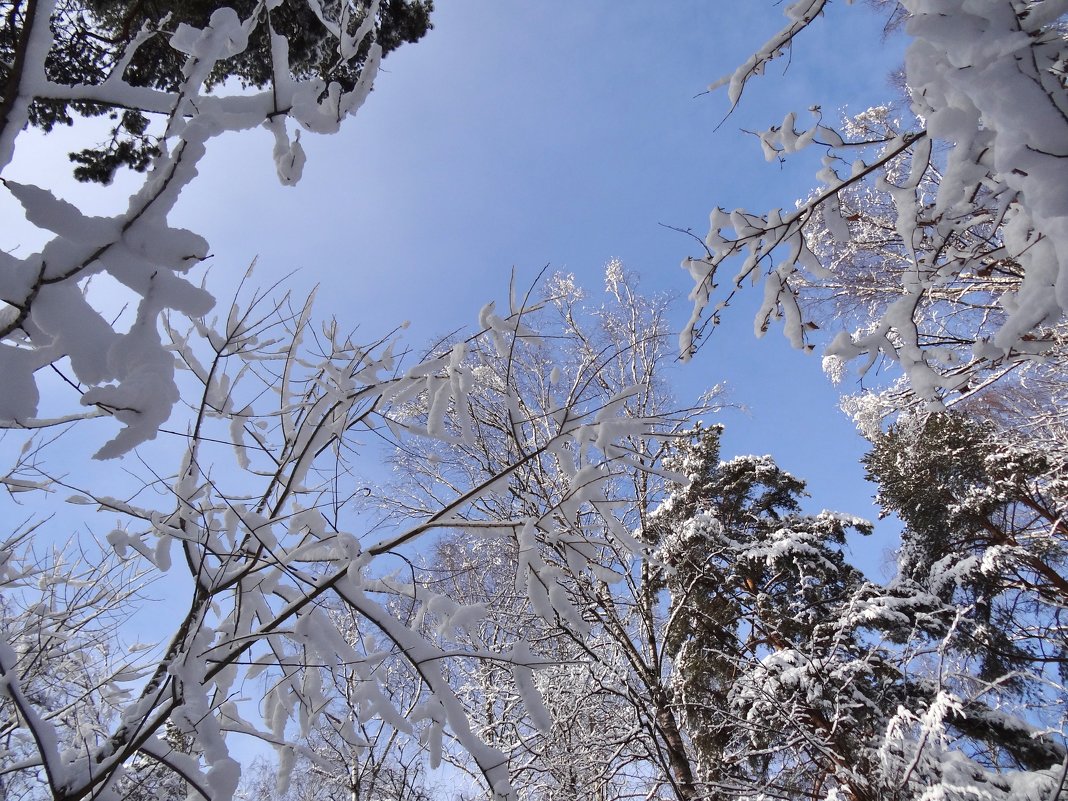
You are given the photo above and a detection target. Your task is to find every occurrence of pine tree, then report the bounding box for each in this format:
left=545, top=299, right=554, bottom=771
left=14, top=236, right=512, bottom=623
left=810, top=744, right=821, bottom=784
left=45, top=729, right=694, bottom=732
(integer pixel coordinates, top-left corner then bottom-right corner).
left=865, top=412, right=1068, bottom=772
left=649, top=426, right=885, bottom=800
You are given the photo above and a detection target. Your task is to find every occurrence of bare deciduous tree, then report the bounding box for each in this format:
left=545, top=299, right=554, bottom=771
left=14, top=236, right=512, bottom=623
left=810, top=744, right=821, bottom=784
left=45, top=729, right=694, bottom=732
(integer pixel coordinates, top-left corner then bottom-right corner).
left=381, top=265, right=723, bottom=800
left=0, top=0, right=425, bottom=457
left=683, top=0, right=1068, bottom=416
left=0, top=272, right=673, bottom=800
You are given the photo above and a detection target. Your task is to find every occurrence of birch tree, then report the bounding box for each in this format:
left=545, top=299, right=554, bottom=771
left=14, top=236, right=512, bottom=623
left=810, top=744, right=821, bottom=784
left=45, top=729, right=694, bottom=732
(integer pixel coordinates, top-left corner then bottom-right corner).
left=379, top=265, right=726, bottom=800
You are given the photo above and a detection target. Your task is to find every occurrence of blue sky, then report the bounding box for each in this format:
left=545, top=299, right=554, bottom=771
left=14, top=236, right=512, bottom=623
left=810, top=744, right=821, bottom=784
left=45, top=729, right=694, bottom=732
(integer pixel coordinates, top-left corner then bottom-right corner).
left=4, top=2, right=909, bottom=575
left=171, top=2, right=907, bottom=573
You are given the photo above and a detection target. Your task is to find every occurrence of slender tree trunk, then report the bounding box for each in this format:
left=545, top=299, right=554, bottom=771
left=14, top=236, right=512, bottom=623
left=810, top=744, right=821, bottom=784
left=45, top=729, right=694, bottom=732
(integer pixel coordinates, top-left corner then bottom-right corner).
left=654, top=698, right=697, bottom=801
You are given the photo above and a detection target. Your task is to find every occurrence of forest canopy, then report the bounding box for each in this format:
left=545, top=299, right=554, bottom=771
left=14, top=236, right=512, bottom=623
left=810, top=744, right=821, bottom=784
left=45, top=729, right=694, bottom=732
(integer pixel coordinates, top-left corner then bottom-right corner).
left=0, top=1, right=1065, bottom=800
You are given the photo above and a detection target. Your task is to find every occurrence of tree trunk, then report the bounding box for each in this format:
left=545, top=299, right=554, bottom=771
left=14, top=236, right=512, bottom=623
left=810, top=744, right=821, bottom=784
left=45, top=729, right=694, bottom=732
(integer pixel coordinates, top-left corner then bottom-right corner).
left=654, top=701, right=697, bottom=801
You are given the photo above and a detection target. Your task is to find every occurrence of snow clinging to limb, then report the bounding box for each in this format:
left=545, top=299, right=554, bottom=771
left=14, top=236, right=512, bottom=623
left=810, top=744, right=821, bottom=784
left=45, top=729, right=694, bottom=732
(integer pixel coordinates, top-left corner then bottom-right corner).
left=0, top=273, right=683, bottom=801
left=685, top=0, right=1068, bottom=414
left=0, top=0, right=429, bottom=456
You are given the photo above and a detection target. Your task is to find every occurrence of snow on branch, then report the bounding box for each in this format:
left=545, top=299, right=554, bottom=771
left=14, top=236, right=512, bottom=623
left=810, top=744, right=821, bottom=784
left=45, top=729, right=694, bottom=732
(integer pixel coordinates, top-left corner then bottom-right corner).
left=0, top=276, right=676, bottom=801
left=0, top=0, right=392, bottom=457
left=686, top=0, right=1068, bottom=411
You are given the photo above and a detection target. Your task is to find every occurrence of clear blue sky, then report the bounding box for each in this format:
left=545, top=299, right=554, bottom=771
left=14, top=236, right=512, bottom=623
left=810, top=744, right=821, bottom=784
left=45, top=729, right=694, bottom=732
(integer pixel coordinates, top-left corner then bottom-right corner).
left=4, top=2, right=909, bottom=575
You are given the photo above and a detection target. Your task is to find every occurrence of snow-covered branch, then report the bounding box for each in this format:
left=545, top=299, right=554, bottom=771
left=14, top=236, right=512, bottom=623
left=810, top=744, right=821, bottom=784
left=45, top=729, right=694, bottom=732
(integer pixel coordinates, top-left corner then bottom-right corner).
left=0, top=0, right=418, bottom=457
left=686, top=0, right=1068, bottom=414
left=0, top=273, right=678, bottom=800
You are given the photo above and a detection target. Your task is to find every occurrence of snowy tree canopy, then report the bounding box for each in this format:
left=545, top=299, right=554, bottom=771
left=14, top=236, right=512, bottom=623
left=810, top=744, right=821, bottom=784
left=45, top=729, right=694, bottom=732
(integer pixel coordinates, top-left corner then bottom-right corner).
left=0, top=277, right=678, bottom=801
left=377, top=265, right=720, bottom=801
left=641, top=421, right=1068, bottom=800
left=2, top=0, right=431, bottom=182
left=0, top=0, right=426, bottom=457
left=683, top=0, right=1068, bottom=414
left=649, top=426, right=884, bottom=799
left=2, top=2, right=1067, bottom=800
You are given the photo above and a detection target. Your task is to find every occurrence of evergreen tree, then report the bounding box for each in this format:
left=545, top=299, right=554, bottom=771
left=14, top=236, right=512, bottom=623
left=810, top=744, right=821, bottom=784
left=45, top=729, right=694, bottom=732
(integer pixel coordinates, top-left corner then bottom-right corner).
left=649, top=426, right=885, bottom=800
left=865, top=412, right=1068, bottom=770
left=651, top=423, right=1068, bottom=799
